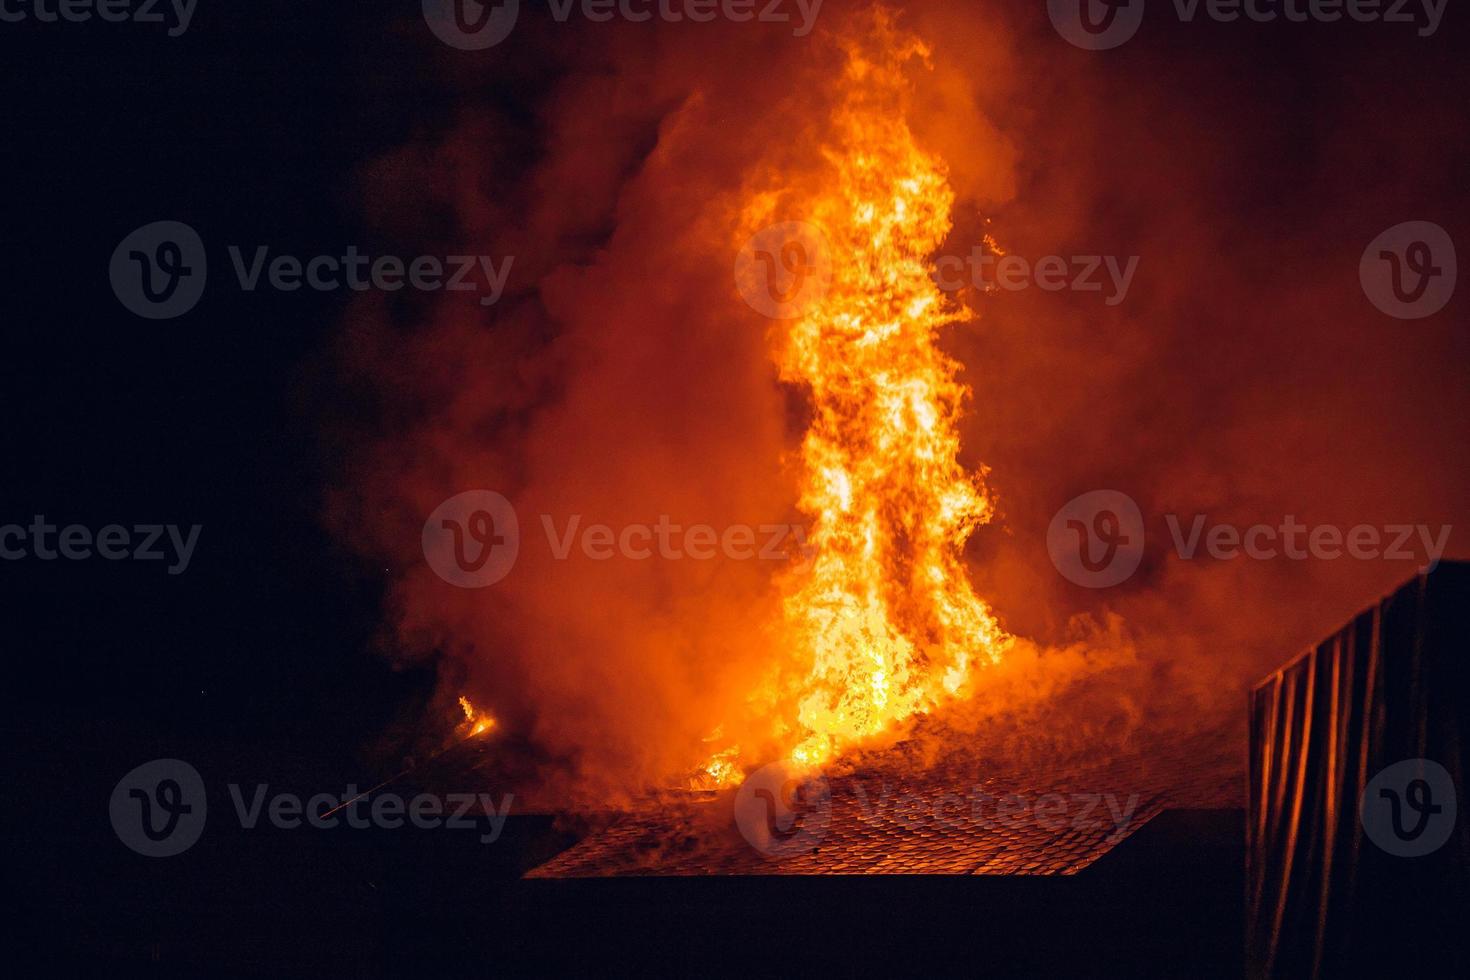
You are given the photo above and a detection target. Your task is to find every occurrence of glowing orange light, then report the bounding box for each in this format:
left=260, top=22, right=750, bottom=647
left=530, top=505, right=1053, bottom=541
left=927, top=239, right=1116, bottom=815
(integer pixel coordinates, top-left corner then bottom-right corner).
left=721, top=15, right=1011, bottom=777
left=458, top=695, right=496, bottom=737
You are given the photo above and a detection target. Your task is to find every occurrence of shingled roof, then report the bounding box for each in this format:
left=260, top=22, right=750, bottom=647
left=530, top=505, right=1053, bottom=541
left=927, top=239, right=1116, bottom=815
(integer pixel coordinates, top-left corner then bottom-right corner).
left=528, top=719, right=1242, bottom=877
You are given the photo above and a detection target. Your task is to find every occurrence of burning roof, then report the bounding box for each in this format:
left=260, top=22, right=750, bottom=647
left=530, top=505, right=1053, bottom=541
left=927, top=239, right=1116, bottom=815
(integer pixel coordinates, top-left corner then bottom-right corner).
left=528, top=719, right=1240, bottom=877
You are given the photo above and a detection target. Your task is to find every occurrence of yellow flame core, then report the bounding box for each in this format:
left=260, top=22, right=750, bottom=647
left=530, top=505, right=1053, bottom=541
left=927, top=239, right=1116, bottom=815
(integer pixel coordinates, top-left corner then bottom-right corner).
left=761, top=33, right=1009, bottom=769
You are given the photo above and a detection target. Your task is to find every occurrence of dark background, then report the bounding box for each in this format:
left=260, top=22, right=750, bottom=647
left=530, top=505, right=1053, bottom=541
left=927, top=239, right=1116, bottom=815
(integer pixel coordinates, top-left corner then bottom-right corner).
left=1, top=2, right=1464, bottom=976
left=0, top=5, right=458, bottom=968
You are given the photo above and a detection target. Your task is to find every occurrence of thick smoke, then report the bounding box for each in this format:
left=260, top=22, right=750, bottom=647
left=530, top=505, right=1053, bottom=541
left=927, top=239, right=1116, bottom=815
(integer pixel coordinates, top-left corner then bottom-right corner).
left=328, top=2, right=1468, bottom=805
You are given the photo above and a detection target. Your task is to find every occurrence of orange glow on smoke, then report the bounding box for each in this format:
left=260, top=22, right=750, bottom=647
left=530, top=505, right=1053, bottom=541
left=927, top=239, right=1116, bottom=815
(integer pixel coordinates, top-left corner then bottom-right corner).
left=722, top=17, right=1011, bottom=776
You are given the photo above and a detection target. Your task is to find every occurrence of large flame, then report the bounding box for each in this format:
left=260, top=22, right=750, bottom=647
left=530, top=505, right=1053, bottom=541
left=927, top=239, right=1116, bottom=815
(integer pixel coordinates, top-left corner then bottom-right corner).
left=741, top=19, right=1010, bottom=771
left=450, top=12, right=1010, bottom=789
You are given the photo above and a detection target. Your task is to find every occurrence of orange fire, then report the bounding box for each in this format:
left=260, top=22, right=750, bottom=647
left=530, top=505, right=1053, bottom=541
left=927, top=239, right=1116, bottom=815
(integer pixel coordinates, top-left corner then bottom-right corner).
left=457, top=695, right=496, bottom=737
left=730, top=17, right=1011, bottom=774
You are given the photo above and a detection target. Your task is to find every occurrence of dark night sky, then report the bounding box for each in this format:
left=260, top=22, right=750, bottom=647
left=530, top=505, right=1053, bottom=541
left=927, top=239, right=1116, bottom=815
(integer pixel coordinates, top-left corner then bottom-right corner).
left=4, top=4, right=441, bottom=745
